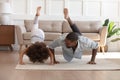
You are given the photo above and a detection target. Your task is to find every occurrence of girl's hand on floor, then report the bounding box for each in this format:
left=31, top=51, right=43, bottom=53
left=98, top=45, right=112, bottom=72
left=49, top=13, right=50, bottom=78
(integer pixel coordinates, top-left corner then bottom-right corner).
left=19, top=62, right=25, bottom=65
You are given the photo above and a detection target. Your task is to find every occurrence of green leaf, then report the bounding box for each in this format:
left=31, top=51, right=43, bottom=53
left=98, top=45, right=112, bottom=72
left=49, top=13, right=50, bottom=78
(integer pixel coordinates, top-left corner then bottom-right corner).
left=103, top=19, right=109, bottom=26
left=108, top=22, right=115, bottom=33
left=111, top=38, right=120, bottom=42
left=116, top=28, right=120, bottom=35
left=107, top=28, right=120, bottom=38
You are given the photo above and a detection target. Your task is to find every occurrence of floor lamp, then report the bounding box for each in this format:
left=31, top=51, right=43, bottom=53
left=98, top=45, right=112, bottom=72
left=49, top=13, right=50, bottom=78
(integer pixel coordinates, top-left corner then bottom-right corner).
left=0, top=2, right=12, bottom=25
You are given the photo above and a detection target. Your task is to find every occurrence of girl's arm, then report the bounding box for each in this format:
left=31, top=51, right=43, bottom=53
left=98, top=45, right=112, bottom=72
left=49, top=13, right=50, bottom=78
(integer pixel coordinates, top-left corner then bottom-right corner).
left=19, top=48, right=28, bottom=65
left=48, top=48, right=54, bottom=65
left=49, top=48, right=60, bottom=64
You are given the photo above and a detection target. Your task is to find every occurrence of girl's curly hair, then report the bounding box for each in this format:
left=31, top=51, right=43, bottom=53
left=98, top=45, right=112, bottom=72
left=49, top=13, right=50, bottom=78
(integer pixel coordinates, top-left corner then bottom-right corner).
left=26, top=42, right=49, bottom=63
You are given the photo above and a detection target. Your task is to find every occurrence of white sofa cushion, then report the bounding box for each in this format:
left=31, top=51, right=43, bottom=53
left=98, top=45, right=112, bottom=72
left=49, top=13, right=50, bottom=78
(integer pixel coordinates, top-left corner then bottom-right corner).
left=23, top=32, right=61, bottom=41
left=62, top=21, right=102, bottom=33
left=24, top=20, right=63, bottom=33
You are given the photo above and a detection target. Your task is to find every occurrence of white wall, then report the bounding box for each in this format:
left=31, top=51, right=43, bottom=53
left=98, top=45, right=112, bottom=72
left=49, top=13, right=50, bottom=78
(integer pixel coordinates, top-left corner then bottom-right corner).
left=10, top=0, right=120, bottom=28
left=12, top=0, right=120, bottom=20
left=1, top=0, right=120, bottom=51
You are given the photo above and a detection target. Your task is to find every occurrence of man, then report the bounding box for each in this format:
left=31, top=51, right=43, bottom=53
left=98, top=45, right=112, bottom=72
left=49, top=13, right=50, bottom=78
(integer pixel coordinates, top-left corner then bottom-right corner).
left=48, top=8, right=98, bottom=64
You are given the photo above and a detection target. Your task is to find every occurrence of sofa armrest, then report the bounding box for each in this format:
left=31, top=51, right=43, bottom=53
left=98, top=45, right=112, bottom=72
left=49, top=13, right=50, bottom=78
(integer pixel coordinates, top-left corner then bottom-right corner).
left=99, top=26, right=108, bottom=46
left=15, top=25, right=27, bottom=44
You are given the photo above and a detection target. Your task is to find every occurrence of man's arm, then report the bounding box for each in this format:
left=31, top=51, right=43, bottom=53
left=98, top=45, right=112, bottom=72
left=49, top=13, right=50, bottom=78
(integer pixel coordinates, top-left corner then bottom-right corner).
left=49, top=48, right=60, bottom=64
left=19, top=48, right=27, bottom=65
left=82, top=37, right=98, bottom=64
left=87, top=48, right=98, bottom=64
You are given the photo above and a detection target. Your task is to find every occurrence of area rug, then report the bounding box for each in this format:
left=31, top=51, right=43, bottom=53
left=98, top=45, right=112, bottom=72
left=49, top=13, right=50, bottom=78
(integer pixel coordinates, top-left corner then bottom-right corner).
left=16, top=55, right=120, bottom=70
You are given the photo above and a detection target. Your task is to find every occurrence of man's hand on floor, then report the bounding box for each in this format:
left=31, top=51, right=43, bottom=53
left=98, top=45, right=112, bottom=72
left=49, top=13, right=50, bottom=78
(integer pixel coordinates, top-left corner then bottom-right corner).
left=87, top=61, right=96, bottom=64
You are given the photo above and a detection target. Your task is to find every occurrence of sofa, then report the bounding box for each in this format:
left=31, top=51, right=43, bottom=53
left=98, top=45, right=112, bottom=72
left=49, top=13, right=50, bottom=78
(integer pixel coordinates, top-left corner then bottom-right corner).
left=16, top=20, right=107, bottom=52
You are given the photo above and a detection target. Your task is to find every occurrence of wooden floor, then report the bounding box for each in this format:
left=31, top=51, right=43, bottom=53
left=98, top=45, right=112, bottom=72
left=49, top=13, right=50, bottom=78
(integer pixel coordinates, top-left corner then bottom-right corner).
left=0, top=51, right=120, bottom=80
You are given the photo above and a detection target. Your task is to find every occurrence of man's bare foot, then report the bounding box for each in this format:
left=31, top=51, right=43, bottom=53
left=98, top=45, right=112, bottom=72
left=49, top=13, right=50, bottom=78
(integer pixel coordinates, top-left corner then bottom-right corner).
left=64, top=8, right=69, bottom=19
left=36, top=6, right=41, bottom=16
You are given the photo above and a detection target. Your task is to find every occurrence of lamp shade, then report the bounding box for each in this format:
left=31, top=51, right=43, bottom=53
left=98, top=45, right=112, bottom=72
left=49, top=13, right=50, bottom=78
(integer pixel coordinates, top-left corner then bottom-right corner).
left=0, top=2, right=12, bottom=14
left=0, top=2, right=12, bottom=25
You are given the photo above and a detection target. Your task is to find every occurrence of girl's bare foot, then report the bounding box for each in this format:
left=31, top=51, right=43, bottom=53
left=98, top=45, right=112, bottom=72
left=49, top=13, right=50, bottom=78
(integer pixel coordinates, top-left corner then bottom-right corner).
left=36, top=6, right=41, bottom=16
left=64, top=8, right=69, bottom=19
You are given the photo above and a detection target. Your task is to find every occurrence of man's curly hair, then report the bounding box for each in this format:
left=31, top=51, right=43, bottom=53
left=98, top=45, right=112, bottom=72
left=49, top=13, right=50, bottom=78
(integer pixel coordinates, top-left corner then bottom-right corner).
left=26, top=42, right=49, bottom=63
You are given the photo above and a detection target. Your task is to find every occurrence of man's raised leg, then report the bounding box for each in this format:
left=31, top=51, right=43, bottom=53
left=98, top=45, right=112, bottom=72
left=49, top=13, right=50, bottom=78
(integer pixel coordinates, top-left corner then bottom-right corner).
left=64, top=8, right=82, bottom=35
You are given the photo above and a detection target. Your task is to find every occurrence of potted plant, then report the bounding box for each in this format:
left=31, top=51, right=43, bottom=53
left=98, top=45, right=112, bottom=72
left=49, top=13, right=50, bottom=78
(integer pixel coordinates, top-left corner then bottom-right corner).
left=102, top=19, right=120, bottom=52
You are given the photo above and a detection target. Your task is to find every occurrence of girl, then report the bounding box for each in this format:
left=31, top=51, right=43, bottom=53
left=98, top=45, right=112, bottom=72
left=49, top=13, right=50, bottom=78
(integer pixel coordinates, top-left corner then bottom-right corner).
left=19, top=6, right=54, bottom=65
